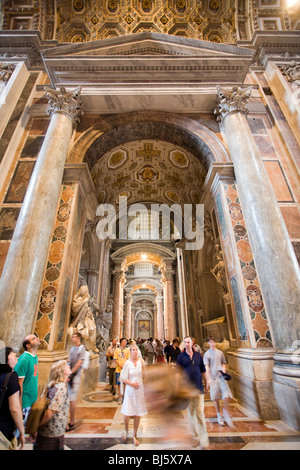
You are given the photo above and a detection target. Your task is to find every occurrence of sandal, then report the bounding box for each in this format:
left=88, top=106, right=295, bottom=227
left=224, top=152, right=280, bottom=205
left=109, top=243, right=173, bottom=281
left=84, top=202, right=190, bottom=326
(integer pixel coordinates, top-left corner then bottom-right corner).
left=65, top=423, right=76, bottom=432
left=121, top=431, right=127, bottom=443
left=133, top=437, right=140, bottom=446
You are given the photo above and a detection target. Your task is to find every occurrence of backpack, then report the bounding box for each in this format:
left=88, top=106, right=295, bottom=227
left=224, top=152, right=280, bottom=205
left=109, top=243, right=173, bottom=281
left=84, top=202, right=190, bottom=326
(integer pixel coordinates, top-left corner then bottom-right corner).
left=25, top=388, right=49, bottom=436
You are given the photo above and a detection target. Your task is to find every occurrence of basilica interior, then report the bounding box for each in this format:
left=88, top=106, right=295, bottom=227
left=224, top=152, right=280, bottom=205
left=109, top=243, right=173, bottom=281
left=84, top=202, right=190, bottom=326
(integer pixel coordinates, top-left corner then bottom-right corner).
left=0, top=0, right=300, bottom=451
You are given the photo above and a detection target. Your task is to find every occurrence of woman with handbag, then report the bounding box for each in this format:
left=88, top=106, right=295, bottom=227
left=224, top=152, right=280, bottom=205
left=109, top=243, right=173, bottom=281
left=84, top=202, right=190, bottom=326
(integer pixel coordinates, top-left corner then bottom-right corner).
left=0, top=347, right=25, bottom=450
left=34, top=360, right=71, bottom=450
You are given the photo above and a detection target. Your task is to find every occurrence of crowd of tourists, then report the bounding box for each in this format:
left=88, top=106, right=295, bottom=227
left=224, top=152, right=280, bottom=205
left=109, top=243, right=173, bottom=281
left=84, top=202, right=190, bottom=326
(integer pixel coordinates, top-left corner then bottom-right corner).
left=0, top=332, right=234, bottom=450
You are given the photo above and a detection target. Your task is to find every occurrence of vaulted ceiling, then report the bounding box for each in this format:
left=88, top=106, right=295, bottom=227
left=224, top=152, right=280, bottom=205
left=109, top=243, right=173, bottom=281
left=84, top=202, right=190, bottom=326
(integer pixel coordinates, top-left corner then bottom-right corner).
left=1, top=0, right=299, bottom=44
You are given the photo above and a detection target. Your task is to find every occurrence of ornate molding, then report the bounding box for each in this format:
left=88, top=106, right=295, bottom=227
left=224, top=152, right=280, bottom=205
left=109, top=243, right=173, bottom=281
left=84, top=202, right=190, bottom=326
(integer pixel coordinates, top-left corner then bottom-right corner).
left=214, top=85, right=252, bottom=122
left=279, top=60, right=300, bottom=85
left=44, top=85, right=83, bottom=126
left=0, top=63, right=16, bottom=83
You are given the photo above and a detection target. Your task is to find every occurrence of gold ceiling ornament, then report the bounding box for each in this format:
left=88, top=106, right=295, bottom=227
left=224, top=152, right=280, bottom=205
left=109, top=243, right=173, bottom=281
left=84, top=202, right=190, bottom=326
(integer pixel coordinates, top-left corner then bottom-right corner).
left=1, top=0, right=297, bottom=42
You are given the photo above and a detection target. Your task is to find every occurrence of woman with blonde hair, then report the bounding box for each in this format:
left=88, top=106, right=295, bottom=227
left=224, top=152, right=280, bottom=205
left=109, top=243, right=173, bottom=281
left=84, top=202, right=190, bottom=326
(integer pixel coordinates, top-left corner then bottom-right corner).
left=35, top=360, right=71, bottom=450
left=120, top=344, right=147, bottom=446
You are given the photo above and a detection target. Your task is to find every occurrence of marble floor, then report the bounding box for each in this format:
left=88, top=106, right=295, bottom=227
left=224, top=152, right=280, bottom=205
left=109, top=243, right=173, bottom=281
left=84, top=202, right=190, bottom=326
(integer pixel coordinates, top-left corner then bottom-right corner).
left=58, top=382, right=300, bottom=452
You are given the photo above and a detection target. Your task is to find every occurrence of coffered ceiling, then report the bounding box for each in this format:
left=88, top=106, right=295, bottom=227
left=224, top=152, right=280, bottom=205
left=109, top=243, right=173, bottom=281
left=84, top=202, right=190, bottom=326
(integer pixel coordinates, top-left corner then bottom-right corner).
left=1, top=1, right=299, bottom=44
left=90, top=139, right=206, bottom=206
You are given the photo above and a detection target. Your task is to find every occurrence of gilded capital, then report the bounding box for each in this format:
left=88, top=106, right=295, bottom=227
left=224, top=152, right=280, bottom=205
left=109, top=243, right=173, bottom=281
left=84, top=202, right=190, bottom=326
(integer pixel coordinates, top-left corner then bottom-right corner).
left=214, top=85, right=252, bottom=122
left=44, top=86, right=83, bottom=126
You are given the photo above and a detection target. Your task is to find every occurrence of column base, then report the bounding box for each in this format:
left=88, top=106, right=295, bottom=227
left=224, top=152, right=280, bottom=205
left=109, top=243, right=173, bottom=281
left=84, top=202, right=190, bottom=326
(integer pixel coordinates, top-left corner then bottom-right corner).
left=227, top=348, right=280, bottom=420
left=273, top=353, right=300, bottom=431
left=78, top=351, right=100, bottom=399
left=37, top=350, right=100, bottom=399
left=37, top=350, right=68, bottom=394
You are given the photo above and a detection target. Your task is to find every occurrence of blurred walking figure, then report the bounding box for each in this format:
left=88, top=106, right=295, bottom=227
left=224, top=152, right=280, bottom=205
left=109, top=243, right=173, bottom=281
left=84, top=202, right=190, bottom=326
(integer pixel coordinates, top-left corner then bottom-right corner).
left=204, top=338, right=234, bottom=428
left=66, top=332, right=85, bottom=432
left=176, top=336, right=209, bottom=449
left=120, top=344, right=147, bottom=446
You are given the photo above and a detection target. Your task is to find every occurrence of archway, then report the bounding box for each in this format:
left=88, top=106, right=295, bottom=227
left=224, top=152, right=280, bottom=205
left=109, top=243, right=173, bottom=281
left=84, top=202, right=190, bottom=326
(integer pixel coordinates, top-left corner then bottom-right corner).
left=73, top=111, right=232, bottom=345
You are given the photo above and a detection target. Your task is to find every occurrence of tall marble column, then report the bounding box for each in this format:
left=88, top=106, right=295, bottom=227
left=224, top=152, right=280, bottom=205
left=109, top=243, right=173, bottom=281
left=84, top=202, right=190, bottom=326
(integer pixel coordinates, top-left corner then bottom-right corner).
left=111, top=268, right=124, bottom=340
left=124, top=291, right=132, bottom=339
left=162, top=267, right=176, bottom=341
left=176, top=247, right=188, bottom=339
left=155, top=289, right=164, bottom=340
left=215, top=86, right=300, bottom=430
left=0, top=86, right=82, bottom=350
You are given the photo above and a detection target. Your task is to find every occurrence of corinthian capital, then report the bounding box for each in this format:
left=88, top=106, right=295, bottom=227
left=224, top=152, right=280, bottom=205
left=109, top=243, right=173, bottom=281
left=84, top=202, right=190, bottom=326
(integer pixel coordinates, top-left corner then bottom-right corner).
left=44, top=86, right=83, bottom=126
left=214, top=86, right=252, bottom=122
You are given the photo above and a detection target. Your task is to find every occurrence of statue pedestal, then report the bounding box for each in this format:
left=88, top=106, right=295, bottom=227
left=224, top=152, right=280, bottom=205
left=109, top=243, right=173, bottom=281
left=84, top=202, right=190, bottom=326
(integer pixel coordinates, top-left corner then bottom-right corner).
left=99, top=351, right=108, bottom=382
left=37, top=350, right=69, bottom=394
left=79, top=351, right=100, bottom=399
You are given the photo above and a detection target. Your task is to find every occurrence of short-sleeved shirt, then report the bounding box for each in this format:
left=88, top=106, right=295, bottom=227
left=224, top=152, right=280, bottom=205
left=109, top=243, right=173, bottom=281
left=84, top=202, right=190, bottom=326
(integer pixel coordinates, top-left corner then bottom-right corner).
left=113, top=347, right=130, bottom=373
left=38, top=382, right=70, bottom=437
left=14, top=352, right=38, bottom=408
left=176, top=350, right=206, bottom=393
left=170, top=346, right=181, bottom=363
left=68, top=345, right=86, bottom=378
left=203, top=348, right=227, bottom=379
left=0, top=371, right=21, bottom=440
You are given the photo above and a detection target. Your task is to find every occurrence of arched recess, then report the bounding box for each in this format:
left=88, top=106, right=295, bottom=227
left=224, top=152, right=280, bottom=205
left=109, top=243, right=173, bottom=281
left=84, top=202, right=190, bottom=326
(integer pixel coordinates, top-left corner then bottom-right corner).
left=78, top=230, right=101, bottom=300
left=68, top=111, right=229, bottom=169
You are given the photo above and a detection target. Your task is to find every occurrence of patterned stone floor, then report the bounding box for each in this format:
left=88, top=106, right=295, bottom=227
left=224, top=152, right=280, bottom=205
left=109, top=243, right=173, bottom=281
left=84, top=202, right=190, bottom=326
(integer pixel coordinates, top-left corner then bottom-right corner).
left=61, top=382, right=300, bottom=451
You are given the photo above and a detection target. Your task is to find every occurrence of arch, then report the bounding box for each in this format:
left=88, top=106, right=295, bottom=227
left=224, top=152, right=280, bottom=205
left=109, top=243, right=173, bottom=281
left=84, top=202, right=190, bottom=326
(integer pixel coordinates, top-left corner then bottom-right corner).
left=68, top=111, right=229, bottom=170
left=111, top=242, right=176, bottom=265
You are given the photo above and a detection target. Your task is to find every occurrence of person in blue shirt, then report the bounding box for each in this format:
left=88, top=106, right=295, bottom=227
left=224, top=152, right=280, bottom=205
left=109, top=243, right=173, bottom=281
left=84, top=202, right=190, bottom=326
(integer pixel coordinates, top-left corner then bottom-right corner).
left=176, top=336, right=209, bottom=449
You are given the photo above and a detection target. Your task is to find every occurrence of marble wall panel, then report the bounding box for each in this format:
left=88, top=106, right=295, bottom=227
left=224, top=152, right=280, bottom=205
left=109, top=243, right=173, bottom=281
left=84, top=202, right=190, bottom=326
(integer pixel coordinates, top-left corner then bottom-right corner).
left=4, top=160, right=35, bottom=203
left=263, top=161, right=294, bottom=202
left=19, top=135, right=44, bottom=160
left=0, top=207, right=20, bottom=240
left=280, top=206, right=300, bottom=239
left=0, top=241, right=10, bottom=277
left=28, top=118, right=50, bottom=136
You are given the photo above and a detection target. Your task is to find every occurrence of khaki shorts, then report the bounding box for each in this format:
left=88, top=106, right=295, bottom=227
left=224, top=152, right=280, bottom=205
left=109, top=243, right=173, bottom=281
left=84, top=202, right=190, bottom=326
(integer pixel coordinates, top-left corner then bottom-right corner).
left=210, top=377, right=232, bottom=401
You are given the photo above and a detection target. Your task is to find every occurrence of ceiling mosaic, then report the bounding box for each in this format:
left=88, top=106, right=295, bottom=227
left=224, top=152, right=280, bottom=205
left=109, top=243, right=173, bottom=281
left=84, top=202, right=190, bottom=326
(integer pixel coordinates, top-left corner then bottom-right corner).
left=90, top=139, right=206, bottom=206
left=1, top=1, right=298, bottom=43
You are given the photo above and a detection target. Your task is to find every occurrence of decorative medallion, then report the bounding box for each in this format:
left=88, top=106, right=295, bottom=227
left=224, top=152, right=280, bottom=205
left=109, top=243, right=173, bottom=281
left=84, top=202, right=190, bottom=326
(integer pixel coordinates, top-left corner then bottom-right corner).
left=165, top=190, right=180, bottom=203
left=108, top=149, right=128, bottom=169
left=169, top=150, right=189, bottom=168
left=136, top=165, right=159, bottom=183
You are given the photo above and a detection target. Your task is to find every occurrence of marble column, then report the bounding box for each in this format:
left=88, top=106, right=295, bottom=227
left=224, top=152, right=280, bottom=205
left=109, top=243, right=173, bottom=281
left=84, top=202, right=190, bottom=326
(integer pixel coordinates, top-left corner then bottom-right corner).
left=124, top=291, right=132, bottom=339
left=99, top=239, right=112, bottom=308
left=215, top=86, right=300, bottom=430
left=155, top=290, right=164, bottom=340
left=162, top=268, right=176, bottom=341
left=215, top=85, right=300, bottom=350
left=0, top=86, right=82, bottom=350
left=176, top=247, right=188, bottom=339
left=111, top=268, right=124, bottom=340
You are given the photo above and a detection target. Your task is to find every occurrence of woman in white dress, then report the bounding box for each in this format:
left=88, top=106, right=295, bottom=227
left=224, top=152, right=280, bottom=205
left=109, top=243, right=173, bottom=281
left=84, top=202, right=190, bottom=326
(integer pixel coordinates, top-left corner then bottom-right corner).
left=120, top=344, right=147, bottom=446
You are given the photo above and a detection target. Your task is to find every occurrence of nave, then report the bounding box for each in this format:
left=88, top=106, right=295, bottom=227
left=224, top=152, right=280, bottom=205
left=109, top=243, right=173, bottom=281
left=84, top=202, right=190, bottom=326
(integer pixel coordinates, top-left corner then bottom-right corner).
left=24, top=380, right=300, bottom=451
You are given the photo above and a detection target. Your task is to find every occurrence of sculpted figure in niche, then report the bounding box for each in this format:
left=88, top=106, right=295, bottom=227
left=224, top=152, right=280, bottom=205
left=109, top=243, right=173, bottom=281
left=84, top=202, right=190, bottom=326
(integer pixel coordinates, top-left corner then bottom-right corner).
left=210, top=244, right=228, bottom=294
left=69, top=275, right=99, bottom=353
left=93, top=299, right=113, bottom=354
